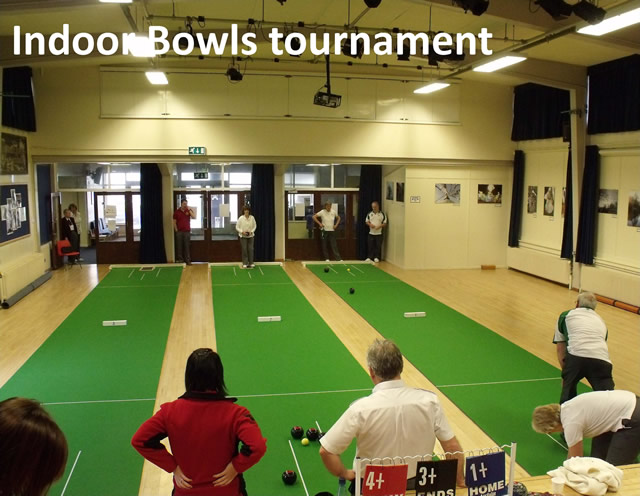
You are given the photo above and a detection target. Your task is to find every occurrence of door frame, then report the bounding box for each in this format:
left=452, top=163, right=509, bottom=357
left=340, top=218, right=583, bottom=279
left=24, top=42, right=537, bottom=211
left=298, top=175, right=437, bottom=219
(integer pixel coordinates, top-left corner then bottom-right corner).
left=93, top=191, right=140, bottom=264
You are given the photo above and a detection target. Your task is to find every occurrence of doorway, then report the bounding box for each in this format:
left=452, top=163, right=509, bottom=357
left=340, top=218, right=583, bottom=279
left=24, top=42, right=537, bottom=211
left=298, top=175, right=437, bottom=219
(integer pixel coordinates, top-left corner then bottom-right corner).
left=285, top=191, right=358, bottom=260
left=93, top=192, right=140, bottom=264
left=173, top=190, right=251, bottom=262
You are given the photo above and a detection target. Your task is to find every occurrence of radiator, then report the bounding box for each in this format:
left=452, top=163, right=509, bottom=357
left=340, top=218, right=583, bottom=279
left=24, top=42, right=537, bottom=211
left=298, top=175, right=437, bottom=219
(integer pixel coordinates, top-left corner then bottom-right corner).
left=507, top=245, right=570, bottom=286
left=0, top=253, right=47, bottom=303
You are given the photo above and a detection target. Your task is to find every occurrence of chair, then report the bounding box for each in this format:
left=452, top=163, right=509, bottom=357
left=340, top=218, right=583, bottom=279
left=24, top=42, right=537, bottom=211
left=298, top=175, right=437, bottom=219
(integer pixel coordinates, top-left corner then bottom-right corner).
left=56, top=239, right=82, bottom=269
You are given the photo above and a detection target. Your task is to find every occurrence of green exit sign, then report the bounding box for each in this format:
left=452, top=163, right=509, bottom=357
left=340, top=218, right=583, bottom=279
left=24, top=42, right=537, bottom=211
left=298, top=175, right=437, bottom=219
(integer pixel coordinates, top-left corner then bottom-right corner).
left=188, top=146, right=206, bottom=155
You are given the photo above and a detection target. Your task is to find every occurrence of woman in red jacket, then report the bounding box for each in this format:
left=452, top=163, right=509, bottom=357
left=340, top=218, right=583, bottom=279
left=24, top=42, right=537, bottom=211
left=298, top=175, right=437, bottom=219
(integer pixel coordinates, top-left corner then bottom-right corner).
left=132, top=348, right=267, bottom=495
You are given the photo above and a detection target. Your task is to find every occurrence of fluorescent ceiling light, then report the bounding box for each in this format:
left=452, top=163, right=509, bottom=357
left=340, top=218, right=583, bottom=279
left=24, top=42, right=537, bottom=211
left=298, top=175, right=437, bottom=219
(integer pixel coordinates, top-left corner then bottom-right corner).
left=306, top=164, right=331, bottom=167
left=577, top=7, right=640, bottom=35
left=129, top=35, right=155, bottom=57
left=99, top=0, right=133, bottom=3
left=414, top=82, right=450, bottom=94
left=145, top=71, right=168, bottom=85
left=473, top=55, right=526, bottom=73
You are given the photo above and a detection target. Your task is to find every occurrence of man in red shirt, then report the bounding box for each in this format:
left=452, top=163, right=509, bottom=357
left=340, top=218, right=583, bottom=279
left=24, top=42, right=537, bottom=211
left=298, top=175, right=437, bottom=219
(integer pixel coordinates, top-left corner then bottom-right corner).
left=173, top=199, right=196, bottom=265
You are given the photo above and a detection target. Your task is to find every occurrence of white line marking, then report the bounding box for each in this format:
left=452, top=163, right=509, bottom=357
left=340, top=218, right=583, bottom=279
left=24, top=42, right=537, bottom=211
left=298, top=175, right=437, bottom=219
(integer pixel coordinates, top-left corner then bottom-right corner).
left=315, top=420, right=323, bottom=433
left=233, top=267, right=237, bottom=277
left=212, top=282, right=293, bottom=287
left=100, top=285, right=178, bottom=289
left=247, top=271, right=252, bottom=279
left=437, top=377, right=560, bottom=388
left=288, top=440, right=310, bottom=496
left=236, top=388, right=370, bottom=399
left=128, top=269, right=134, bottom=278
left=347, top=270, right=356, bottom=277
left=156, top=268, right=161, bottom=277
left=61, top=450, right=82, bottom=496
left=259, top=266, right=265, bottom=276
left=141, top=273, right=145, bottom=280
left=546, top=433, right=568, bottom=451
left=350, top=264, right=365, bottom=273
left=44, top=398, right=156, bottom=406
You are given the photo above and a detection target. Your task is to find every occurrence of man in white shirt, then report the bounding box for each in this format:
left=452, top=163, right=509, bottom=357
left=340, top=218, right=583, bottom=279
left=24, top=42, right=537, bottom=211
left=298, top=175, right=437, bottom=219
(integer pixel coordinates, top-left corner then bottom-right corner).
left=532, top=390, right=640, bottom=465
left=365, top=201, right=387, bottom=263
left=236, top=206, right=257, bottom=268
left=553, top=291, right=614, bottom=404
left=313, top=202, right=341, bottom=261
left=319, top=339, right=465, bottom=492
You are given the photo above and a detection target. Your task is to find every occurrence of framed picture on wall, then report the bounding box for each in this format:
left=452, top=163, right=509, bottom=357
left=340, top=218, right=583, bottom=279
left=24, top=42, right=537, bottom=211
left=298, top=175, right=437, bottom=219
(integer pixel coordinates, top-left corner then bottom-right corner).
left=477, top=184, right=502, bottom=204
left=435, top=183, right=461, bottom=204
left=386, top=181, right=394, bottom=201
left=527, top=186, right=537, bottom=214
left=628, top=191, right=640, bottom=227
left=396, top=182, right=405, bottom=203
left=1, top=133, right=28, bottom=175
left=544, top=187, right=555, bottom=216
left=598, top=189, right=618, bottom=214
left=0, top=184, right=30, bottom=244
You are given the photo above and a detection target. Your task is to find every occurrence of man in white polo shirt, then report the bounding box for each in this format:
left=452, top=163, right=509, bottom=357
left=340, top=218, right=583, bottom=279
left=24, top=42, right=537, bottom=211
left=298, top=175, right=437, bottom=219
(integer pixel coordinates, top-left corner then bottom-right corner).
left=313, top=202, right=342, bottom=261
left=365, top=201, right=387, bottom=263
left=532, top=390, right=640, bottom=465
left=319, top=339, right=465, bottom=492
left=553, top=291, right=614, bottom=404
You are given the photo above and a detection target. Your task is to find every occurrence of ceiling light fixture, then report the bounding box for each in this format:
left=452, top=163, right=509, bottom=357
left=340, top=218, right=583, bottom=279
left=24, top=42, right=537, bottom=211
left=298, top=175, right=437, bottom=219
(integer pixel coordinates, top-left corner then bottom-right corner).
left=414, top=82, right=450, bottom=94
left=577, top=6, right=640, bottom=35
left=535, top=0, right=573, bottom=21
left=452, top=0, right=490, bottom=16
left=473, top=55, right=526, bottom=72
left=145, top=71, right=168, bottom=85
left=364, top=0, right=383, bottom=7
left=342, top=38, right=366, bottom=59
left=572, top=1, right=607, bottom=25
left=128, top=35, right=155, bottom=57
left=99, top=0, right=133, bottom=3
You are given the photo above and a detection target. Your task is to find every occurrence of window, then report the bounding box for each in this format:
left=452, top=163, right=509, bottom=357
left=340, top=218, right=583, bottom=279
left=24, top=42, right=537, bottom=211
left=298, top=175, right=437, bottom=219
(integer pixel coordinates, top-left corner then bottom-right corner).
left=285, top=164, right=360, bottom=189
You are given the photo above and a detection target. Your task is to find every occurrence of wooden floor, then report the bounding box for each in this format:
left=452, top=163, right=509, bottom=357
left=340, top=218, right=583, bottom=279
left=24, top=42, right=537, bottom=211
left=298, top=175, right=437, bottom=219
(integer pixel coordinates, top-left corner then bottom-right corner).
left=0, top=262, right=638, bottom=496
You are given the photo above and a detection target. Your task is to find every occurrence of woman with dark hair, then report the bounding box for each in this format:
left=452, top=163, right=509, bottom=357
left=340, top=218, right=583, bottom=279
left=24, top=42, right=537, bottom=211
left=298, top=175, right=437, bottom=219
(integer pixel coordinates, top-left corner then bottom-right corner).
left=0, top=397, right=68, bottom=496
left=132, top=348, right=267, bottom=495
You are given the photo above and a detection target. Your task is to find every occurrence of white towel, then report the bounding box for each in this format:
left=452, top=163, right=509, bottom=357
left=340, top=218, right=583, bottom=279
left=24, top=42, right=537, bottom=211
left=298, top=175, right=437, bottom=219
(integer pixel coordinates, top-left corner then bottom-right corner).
left=547, top=457, right=623, bottom=496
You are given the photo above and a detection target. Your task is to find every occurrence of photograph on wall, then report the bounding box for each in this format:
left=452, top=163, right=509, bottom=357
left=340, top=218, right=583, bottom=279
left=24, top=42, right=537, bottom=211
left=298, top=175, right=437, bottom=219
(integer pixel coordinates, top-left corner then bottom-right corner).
left=628, top=191, right=640, bottom=227
left=477, top=184, right=502, bottom=204
left=386, top=181, right=394, bottom=201
left=435, top=183, right=461, bottom=204
left=544, top=186, right=555, bottom=216
left=527, top=186, right=537, bottom=213
left=598, top=189, right=618, bottom=214
left=396, top=182, right=405, bottom=203
left=1, top=133, right=28, bottom=175
left=0, top=184, right=30, bottom=244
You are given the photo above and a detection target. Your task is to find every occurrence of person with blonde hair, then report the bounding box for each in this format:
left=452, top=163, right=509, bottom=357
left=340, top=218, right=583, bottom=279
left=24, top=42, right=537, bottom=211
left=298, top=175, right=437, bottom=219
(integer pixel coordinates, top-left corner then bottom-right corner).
left=0, top=397, right=68, bottom=496
left=319, top=339, right=465, bottom=492
left=532, top=390, right=640, bottom=465
left=554, top=291, right=614, bottom=403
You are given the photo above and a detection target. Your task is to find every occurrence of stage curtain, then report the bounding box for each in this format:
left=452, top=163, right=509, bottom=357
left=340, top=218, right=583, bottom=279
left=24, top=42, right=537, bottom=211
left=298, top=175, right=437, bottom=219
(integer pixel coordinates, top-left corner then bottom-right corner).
left=576, top=146, right=599, bottom=264
left=587, top=54, right=640, bottom=134
left=508, top=150, right=525, bottom=247
left=511, top=83, right=569, bottom=141
left=251, top=164, right=275, bottom=261
left=140, top=164, right=167, bottom=264
left=560, top=150, right=573, bottom=260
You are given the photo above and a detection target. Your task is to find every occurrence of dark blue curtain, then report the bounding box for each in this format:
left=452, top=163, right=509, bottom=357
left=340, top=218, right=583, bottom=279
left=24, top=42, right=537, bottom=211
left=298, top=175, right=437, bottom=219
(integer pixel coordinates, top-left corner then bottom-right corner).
left=560, top=150, right=573, bottom=260
left=588, top=54, right=640, bottom=135
left=36, top=164, right=52, bottom=245
left=576, top=146, right=599, bottom=264
left=511, top=83, right=570, bottom=141
left=2, top=66, right=36, bottom=132
left=250, top=164, right=275, bottom=261
left=357, top=165, right=382, bottom=259
left=508, top=150, right=525, bottom=247
left=140, top=164, right=167, bottom=264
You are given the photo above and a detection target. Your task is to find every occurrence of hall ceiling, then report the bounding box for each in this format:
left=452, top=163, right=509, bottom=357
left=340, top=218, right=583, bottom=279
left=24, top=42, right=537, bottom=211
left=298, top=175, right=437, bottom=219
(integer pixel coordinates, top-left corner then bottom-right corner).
left=0, top=0, right=638, bottom=86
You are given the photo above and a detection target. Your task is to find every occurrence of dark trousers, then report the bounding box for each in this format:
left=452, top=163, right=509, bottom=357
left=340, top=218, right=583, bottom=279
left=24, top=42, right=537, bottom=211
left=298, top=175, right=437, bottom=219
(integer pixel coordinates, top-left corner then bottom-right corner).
left=560, top=353, right=614, bottom=404
left=240, top=237, right=254, bottom=266
left=67, top=231, right=79, bottom=262
left=175, top=231, right=191, bottom=263
left=321, top=230, right=341, bottom=260
left=591, top=396, right=640, bottom=465
left=367, top=234, right=383, bottom=260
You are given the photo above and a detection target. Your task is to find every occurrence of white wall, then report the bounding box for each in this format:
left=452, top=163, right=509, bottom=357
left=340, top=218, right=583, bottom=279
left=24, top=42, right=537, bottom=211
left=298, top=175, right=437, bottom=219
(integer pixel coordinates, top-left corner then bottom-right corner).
left=382, top=166, right=406, bottom=267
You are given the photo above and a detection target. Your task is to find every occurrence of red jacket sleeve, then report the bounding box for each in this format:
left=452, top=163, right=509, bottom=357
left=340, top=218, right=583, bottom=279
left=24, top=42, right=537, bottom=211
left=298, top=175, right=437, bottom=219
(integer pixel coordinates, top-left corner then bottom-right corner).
left=230, top=407, right=267, bottom=474
left=131, top=405, right=178, bottom=474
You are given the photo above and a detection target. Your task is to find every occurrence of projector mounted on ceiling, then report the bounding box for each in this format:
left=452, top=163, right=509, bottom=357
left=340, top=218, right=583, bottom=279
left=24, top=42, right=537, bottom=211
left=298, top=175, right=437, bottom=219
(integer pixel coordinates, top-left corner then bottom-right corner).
left=313, top=55, right=342, bottom=108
